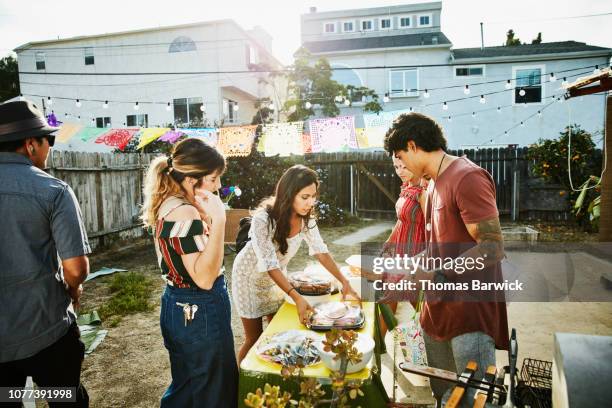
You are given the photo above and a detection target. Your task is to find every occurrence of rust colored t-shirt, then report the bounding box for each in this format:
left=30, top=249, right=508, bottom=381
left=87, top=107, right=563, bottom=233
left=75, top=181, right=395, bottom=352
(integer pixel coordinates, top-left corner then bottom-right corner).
left=421, top=156, right=509, bottom=350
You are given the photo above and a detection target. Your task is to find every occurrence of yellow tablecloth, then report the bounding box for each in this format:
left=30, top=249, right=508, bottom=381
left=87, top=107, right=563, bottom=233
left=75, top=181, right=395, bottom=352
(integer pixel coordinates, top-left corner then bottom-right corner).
left=240, top=294, right=376, bottom=380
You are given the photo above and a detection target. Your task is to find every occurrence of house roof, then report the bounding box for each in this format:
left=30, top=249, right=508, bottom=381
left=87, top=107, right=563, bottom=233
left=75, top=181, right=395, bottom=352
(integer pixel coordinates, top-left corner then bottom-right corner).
left=302, top=32, right=452, bottom=54
left=13, top=19, right=284, bottom=67
left=452, top=41, right=612, bottom=60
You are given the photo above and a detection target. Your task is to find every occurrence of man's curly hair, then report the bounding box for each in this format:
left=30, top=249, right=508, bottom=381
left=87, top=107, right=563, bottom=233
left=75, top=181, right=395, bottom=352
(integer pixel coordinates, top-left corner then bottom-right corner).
left=384, top=112, right=448, bottom=155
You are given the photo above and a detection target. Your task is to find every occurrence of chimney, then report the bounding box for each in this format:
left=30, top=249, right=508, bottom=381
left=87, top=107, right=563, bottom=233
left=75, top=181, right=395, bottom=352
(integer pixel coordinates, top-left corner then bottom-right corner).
left=310, top=6, right=317, bottom=13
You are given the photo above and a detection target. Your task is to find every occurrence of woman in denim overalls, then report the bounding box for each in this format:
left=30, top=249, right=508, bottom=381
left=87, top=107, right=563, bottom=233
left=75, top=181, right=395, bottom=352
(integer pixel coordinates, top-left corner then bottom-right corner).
left=141, top=138, right=237, bottom=407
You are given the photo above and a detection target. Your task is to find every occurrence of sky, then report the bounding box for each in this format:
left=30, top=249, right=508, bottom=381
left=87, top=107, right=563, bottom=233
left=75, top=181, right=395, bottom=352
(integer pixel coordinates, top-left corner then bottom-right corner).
left=0, top=0, right=610, bottom=64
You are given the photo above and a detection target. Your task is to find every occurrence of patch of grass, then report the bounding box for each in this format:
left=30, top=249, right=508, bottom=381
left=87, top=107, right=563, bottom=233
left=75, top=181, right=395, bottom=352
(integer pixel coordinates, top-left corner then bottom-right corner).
left=99, top=272, right=154, bottom=319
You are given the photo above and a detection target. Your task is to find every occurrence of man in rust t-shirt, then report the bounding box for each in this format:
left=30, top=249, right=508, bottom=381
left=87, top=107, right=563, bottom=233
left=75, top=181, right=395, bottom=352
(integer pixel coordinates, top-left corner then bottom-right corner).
left=385, top=112, right=509, bottom=407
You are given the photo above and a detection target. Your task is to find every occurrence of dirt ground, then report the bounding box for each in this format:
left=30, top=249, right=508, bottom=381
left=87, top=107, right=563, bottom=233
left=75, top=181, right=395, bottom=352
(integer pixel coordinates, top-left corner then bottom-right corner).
left=64, top=222, right=612, bottom=407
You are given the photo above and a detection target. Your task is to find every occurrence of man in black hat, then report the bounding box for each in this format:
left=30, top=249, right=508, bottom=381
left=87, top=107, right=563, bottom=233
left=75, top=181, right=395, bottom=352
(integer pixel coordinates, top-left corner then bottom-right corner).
left=0, top=100, right=90, bottom=406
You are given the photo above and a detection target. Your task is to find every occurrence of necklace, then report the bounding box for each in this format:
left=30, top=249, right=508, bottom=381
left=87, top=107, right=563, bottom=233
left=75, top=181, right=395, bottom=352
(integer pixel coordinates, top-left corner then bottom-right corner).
left=436, top=153, right=447, bottom=180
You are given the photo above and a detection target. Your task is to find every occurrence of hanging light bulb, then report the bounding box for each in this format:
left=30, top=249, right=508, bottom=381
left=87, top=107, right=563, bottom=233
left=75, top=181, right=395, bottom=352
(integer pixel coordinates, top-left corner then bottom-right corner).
left=519, top=88, right=526, bottom=97
left=91, top=118, right=95, bottom=124
left=505, top=80, right=512, bottom=90
left=423, top=89, right=430, bottom=98
left=134, top=102, right=139, bottom=111
left=447, top=116, right=452, bottom=122
left=233, top=103, right=239, bottom=111
left=305, top=101, right=312, bottom=109
left=593, top=65, right=600, bottom=74
left=409, top=106, right=413, bottom=112
left=537, top=110, right=542, bottom=117
left=504, top=131, right=508, bottom=136
left=497, top=106, right=502, bottom=113
left=268, top=101, right=275, bottom=110
left=103, top=100, right=109, bottom=109
left=442, top=102, right=448, bottom=110
left=77, top=115, right=81, bottom=121
left=47, top=96, right=53, bottom=106
left=383, top=93, right=389, bottom=103
left=75, top=99, right=81, bottom=108
left=335, top=95, right=343, bottom=103
left=562, top=77, right=569, bottom=87
left=557, top=97, right=563, bottom=104
left=344, top=99, right=350, bottom=106
left=479, top=95, right=486, bottom=104
left=166, top=102, right=172, bottom=111
left=520, top=121, right=524, bottom=127
left=463, top=85, right=470, bottom=95
left=200, top=104, right=206, bottom=112
left=472, top=112, right=476, bottom=118
left=549, top=72, right=556, bottom=82
left=19, top=94, right=25, bottom=101
left=361, top=95, right=367, bottom=103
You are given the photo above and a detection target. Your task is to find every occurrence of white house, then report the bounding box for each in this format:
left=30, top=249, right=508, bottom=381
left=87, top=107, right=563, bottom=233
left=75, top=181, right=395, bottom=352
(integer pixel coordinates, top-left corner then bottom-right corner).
left=300, top=2, right=612, bottom=148
left=14, top=20, right=285, bottom=151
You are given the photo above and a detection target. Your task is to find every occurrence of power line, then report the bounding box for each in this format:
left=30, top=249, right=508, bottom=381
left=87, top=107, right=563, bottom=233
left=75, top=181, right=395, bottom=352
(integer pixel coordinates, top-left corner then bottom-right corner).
left=18, top=63, right=598, bottom=93
left=17, top=55, right=610, bottom=76
left=484, top=11, right=612, bottom=24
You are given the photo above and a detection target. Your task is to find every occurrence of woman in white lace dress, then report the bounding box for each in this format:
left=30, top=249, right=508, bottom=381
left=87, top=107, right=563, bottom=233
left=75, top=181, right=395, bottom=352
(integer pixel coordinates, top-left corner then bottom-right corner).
left=232, top=165, right=360, bottom=363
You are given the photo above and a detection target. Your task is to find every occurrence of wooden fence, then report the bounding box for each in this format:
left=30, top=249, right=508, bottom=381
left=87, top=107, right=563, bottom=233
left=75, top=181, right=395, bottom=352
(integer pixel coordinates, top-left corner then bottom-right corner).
left=305, top=147, right=574, bottom=221
left=42, top=147, right=583, bottom=250
left=46, top=151, right=157, bottom=249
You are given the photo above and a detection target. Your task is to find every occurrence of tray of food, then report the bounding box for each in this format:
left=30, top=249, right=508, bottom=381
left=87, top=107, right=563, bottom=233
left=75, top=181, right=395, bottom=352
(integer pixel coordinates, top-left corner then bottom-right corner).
left=307, top=301, right=365, bottom=331
left=256, top=330, right=321, bottom=366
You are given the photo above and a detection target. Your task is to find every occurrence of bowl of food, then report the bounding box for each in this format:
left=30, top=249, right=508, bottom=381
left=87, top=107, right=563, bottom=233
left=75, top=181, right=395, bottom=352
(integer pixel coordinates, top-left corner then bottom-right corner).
left=285, top=271, right=333, bottom=306
left=314, top=333, right=375, bottom=374
left=308, top=301, right=365, bottom=331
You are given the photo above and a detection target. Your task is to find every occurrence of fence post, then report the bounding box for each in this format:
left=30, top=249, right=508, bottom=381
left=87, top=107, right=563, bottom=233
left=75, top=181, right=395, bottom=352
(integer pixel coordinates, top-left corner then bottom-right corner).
left=350, top=164, right=355, bottom=215
left=512, top=148, right=520, bottom=221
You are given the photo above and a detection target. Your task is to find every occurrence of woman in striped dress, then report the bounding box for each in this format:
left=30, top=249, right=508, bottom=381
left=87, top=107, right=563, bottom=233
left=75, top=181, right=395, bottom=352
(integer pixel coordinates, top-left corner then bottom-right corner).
left=141, top=138, right=237, bottom=408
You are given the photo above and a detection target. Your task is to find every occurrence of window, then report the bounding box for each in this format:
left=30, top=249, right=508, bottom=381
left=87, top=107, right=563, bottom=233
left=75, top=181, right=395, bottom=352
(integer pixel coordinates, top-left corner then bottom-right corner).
left=389, top=69, right=419, bottom=97
left=223, top=98, right=239, bottom=123
left=95, top=117, right=111, bottom=128
left=455, top=66, right=485, bottom=77
left=342, top=21, right=355, bottom=32
left=168, top=36, right=196, bottom=53
left=514, top=66, right=543, bottom=104
left=173, top=97, right=204, bottom=127
left=35, top=52, right=45, bottom=70
left=399, top=16, right=412, bottom=28
left=418, top=14, right=432, bottom=27
left=246, top=45, right=259, bottom=65
left=84, top=47, right=94, bottom=65
left=361, top=19, right=374, bottom=31
left=324, top=22, right=336, bottom=34
left=126, top=114, right=148, bottom=127
left=380, top=18, right=392, bottom=30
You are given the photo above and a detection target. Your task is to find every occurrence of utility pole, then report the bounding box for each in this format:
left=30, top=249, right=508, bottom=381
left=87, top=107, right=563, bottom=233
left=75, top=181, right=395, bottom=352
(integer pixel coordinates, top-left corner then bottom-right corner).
left=480, top=22, right=484, bottom=51
left=600, top=94, right=611, bottom=241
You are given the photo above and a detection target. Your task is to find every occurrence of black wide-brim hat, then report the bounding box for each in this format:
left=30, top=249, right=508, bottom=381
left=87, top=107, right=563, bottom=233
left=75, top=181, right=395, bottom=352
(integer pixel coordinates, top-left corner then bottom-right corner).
left=0, top=100, right=59, bottom=142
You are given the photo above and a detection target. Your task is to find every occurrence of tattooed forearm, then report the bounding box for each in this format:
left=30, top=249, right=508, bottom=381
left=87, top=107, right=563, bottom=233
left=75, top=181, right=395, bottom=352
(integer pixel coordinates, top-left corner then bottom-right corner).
left=463, top=217, right=505, bottom=266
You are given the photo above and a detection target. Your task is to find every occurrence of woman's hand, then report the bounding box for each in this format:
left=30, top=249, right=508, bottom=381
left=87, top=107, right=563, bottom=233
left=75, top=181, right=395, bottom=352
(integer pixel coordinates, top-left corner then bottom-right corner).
left=193, top=189, right=226, bottom=225
left=340, top=280, right=361, bottom=302
left=295, top=296, right=314, bottom=326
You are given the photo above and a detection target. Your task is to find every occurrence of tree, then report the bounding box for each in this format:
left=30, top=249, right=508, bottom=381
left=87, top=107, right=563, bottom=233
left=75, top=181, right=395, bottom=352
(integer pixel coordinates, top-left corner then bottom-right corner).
left=283, top=48, right=382, bottom=122
left=531, top=32, right=542, bottom=44
left=505, top=29, right=522, bottom=46
left=0, top=55, right=19, bottom=102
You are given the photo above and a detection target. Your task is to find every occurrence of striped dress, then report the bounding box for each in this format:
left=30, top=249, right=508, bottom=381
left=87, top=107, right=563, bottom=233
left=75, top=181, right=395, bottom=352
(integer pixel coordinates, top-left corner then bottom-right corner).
left=388, top=183, right=425, bottom=257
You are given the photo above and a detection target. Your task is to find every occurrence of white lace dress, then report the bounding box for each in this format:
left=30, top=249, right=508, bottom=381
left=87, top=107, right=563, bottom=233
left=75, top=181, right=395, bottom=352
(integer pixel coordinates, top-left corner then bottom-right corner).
left=231, top=210, right=329, bottom=319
